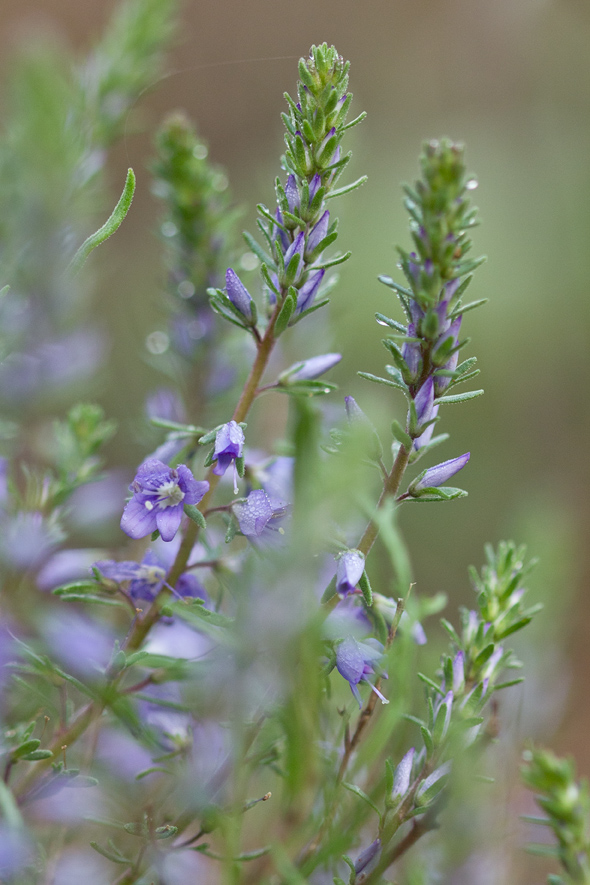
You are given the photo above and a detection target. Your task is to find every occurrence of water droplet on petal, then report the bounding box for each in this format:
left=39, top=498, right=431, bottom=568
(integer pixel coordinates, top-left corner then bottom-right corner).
left=465, top=178, right=478, bottom=190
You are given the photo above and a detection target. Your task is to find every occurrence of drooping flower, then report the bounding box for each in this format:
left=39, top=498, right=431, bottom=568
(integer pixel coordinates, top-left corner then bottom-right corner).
left=94, top=551, right=167, bottom=601
left=120, top=459, right=208, bottom=542
left=410, top=452, right=470, bottom=494
left=94, top=549, right=210, bottom=604
left=335, top=635, right=389, bottom=708
left=335, top=550, right=365, bottom=596
left=212, top=421, right=245, bottom=493
left=232, top=489, right=288, bottom=542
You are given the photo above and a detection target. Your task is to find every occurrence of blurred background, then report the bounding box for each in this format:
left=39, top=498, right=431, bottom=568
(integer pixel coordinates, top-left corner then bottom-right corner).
left=2, top=0, right=590, bottom=879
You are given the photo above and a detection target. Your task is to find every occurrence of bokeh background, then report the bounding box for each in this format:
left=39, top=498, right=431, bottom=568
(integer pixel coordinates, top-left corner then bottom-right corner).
left=3, top=0, right=590, bottom=879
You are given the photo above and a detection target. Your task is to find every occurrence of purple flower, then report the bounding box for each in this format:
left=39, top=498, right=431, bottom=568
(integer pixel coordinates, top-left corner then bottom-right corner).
left=296, top=268, right=325, bottom=313
left=212, top=421, right=245, bottom=492
left=233, top=489, right=288, bottom=541
left=354, top=839, right=381, bottom=879
left=94, top=551, right=166, bottom=601
left=284, top=174, right=299, bottom=212
left=308, top=173, right=321, bottom=205
left=392, top=748, right=415, bottom=800
left=434, top=315, right=463, bottom=394
left=445, top=277, right=461, bottom=300
left=452, top=650, right=465, bottom=693
left=305, top=210, right=330, bottom=258
left=120, top=459, right=209, bottom=542
left=414, top=377, right=434, bottom=428
left=283, top=231, right=305, bottom=282
left=335, top=550, right=365, bottom=596
left=280, top=353, right=341, bottom=383
left=225, top=268, right=253, bottom=320
left=413, top=404, right=439, bottom=451
left=94, top=549, right=209, bottom=604
left=410, top=452, right=470, bottom=493
left=401, top=322, right=421, bottom=381
left=335, top=635, right=388, bottom=708
left=273, top=209, right=290, bottom=252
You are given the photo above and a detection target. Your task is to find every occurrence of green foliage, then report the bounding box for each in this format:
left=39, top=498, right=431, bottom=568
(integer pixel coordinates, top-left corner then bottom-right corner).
left=523, top=747, right=590, bottom=884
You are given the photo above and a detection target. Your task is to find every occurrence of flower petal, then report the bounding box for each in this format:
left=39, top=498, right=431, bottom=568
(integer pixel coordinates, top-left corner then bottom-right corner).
left=120, top=497, right=157, bottom=540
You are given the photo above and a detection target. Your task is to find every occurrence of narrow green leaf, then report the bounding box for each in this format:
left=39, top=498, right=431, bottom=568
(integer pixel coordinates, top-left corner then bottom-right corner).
left=342, top=782, right=382, bottom=821
left=90, top=841, right=131, bottom=864
left=274, top=290, right=297, bottom=337
left=22, top=749, right=53, bottom=761
left=420, top=725, right=434, bottom=759
left=70, top=169, right=136, bottom=273
left=325, top=175, right=368, bottom=199
left=435, top=389, right=484, bottom=405
left=184, top=504, right=206, bottom=529
left=358, top=570, right=373, bottom=607
left=391, top=420, right=412, bottom=450
left=417, top=673, right=444, bottom=695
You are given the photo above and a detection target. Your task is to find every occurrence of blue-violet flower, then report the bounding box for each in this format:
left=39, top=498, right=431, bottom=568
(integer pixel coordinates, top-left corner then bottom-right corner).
left=212, top=421, right=245, bottom=493
left=335, top=635, right=389, bottom=708
left=120, top=459, right=209, bottom=542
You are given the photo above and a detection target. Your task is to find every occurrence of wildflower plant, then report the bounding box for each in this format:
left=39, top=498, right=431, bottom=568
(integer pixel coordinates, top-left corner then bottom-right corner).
left=0, top=3, right=575, bottom=883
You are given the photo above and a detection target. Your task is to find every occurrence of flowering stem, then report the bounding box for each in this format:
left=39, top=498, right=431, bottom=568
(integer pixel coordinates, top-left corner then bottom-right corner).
left=125, top=301, right=282, bottom=651
left=298, top=602, right=405, bottom=872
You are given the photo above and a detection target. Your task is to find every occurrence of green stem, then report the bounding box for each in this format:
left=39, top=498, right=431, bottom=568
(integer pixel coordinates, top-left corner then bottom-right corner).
left=356, top=443, right=411, bottom=558
left=13, top=701, right=99, bottom=801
